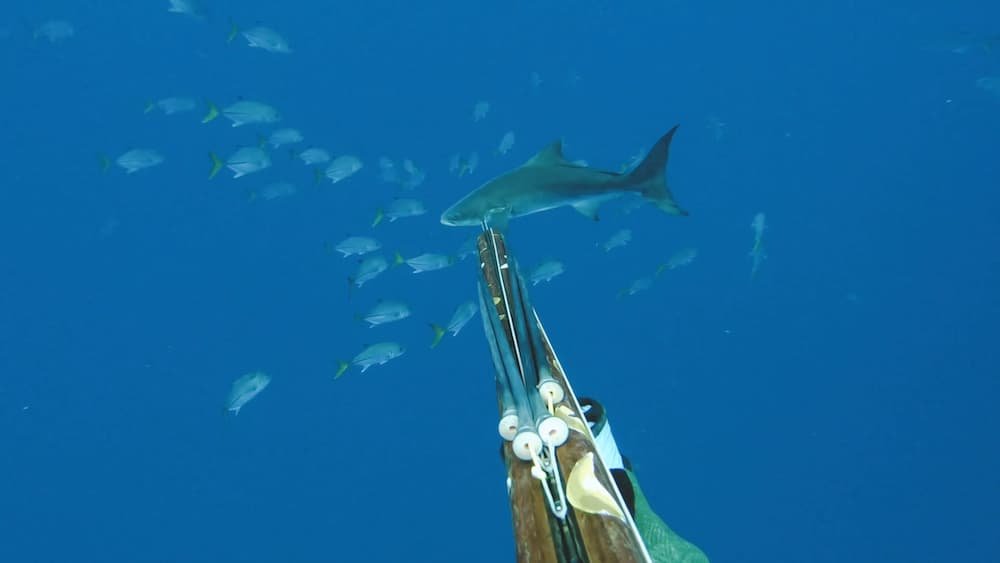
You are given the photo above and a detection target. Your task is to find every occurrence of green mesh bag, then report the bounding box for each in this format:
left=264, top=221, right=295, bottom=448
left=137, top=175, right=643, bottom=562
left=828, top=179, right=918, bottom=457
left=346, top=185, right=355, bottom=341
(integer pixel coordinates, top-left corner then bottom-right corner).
left=625, top=469, right=710, bottom=563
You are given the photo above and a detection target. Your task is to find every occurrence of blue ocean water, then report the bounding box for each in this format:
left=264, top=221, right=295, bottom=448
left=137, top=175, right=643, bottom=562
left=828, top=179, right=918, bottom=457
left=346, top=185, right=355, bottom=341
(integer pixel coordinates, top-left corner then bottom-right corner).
left=2, top=1, right=998, bottom=561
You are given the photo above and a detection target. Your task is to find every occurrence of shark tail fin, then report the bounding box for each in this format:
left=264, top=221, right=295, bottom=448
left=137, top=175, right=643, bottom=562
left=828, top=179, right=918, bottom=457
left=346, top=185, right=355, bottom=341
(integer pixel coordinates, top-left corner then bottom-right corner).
left=628, top=125, right=688, bottom=216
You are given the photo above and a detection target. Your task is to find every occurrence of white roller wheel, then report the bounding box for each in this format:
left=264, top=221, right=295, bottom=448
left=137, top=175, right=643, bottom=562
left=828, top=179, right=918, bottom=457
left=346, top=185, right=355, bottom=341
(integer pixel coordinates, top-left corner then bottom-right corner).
left=538, top=380, right=565, bottom=404
left=498, top=414, right=519, bottom=441
left=512, top=431, right=542, bottom=461
left=537, top=416, right=569, bottom=447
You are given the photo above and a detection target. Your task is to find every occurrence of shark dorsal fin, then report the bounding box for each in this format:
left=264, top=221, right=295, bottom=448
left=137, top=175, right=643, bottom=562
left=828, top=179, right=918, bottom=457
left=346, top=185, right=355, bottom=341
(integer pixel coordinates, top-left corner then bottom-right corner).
left=525, top=141, right=568, bottom=167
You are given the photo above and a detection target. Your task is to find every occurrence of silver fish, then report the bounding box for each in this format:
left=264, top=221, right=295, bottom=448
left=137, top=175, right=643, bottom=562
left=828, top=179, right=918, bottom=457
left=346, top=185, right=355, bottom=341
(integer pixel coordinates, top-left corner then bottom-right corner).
left=254, top=182, right=296, bottom=201
left=226, top=371, right=271, bottom=415
left=222, top=100, right=280, bottom=127
left=336, top=342, right=405, bottom=377
left=656, top=248, right=698, bottom=276
left=619, top=277, right=653, bottom=298
left=385, top=198, right=426, bottom=221
left=446, top=301, right=478, bottom=336
left=378, top=157, right=401, bottom=183
left=400, top=159, right=425, bottom=190
left=529, top=261, right=565, bottom=285
left=360, top=300, right=411, bottom=327
left=325, top=155, right=363, bottom=183
left=351, top=255, right=390, bottom=287
left=473, top=100, right=490, bottom=122
left=268, top=128, right=303, bottom=148
left=298, top=148, right=330, bottom=165
left=404, top=253, right=455, bottom=273
left=599, top=229, right=632, bottom=252
left=116, top=149, right=164, bottom=174
left=449, top=152, right=479, bottom=177
left=380, top=158, right=425, bottom=189
left=167, top=0, right=205, bottom=19
left=497, top=131, right=515, bottom=155
left=706, top=114, right=727, bottom=141
left=242, top=26, right=292, bottom=54
left=151, top=97, right=196, bottom=115
left=334, top=236, right=381, bottom=257
left=226, top=147, right=271, bottom=179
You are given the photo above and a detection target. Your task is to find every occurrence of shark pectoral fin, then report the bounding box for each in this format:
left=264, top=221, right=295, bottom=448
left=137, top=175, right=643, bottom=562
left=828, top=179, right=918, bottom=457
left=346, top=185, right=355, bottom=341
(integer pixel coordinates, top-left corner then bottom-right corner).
left=571, top=199, right=602, bottom=221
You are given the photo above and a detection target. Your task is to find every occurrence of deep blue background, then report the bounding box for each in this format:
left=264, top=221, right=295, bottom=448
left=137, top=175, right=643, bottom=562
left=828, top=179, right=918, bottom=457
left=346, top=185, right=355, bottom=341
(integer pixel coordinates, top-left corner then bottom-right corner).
left=1, top=1, right=998, bottom=561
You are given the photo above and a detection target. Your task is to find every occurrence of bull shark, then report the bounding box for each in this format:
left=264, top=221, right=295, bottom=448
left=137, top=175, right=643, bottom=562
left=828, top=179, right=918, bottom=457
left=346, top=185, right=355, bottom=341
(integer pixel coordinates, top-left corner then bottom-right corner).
left=440, top=126, right=687, bottom=227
